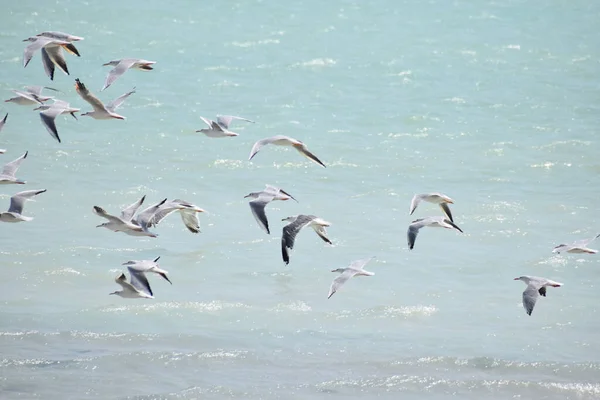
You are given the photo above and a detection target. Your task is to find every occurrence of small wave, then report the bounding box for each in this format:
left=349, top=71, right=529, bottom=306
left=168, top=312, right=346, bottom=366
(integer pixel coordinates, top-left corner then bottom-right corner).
left=100, top=301, right=251, bottom=313
left=292, top=58, right=336, bottom=68
left=212, top=159, right=244, bottom=169
left=329, top=305, right=437, bottom=320
left=161, top=349, right=247, bottom=364
left=269, top=301, right=312, bottom=313
left=230, top=39, right=280, bottom=48
left=44, top=268, right=83, bottom=276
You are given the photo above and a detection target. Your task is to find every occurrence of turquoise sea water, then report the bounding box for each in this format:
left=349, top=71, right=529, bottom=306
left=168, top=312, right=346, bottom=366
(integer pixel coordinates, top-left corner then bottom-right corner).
left=1, top=0, right=600, bottom=398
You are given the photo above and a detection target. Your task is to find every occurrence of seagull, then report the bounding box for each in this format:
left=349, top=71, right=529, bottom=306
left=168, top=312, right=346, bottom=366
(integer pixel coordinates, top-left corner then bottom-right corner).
left=75, top=79, right=135, bottom=120
left=0, top=113, right=7, bottom=153
left=22, top=37, right=78, bottom=80
left=0, top=151, right=28, bottom=184
left=101, top=58, right=156, bottom=91
left=407, top=216, right=463, bottom=250
left=36, top=31, right=84, bottom=43
left=514, top=276, right=563, bottom=316
left=248, top=135, right=326, bottom=168
left=409, top=193, right=455, bottom=222
left=0, top=189, right=46, bottom=223
left=36, top=100, right=80, bottom=143
left=110, top=270, right=154, bottom=299
left=5, top=86, right=59, bottom=106
left=244, top=185, right=297, bottom=234
left=93, top=198, right=166, bottom=237
left=281, top=214, right=332, bottom=265
left=328, top=257, right=375, bottom=299
left=122, top=256, right=172, bottom=284
left=196, top=115, right=254, bottom=138
left=144, top=199, right=206, bottom=234
left=552, top=234, right=600, bottom=254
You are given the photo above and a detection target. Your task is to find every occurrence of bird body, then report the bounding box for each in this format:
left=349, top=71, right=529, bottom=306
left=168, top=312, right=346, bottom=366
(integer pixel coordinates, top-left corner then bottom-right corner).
left=102, top=58, right=155, bottom=91
left=249, top=135, right=326, bottom=168
left=553, top=234, right=600, bottom=254
left=407, top=216, right=463, bottom=250
left=0, top=189, right=46, bottom=223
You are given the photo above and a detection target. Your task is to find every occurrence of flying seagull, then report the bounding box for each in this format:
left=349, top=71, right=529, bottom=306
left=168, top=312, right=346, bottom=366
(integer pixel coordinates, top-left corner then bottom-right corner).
left=328, top=257, right=375, bottom=299
left=281, top=214, right=332, bottom=265
left=75, top=79, right=135, bottom=120
left=196, top=115, right=254, bottom=138
left=110, top=268, right=156, bottom=299
left=0, top=113, right=7, bottom=153
left=552, top=234, right=600, bottom=254
left=244, top=184, right=297, bottom=234
left=0, top=151, right=28, bottom=184
left=514, top=276, right=563, bottom=316
left=407, top=216, right=463, bottom=250
left=23, top=36, right=80, bottom=80
left=101, top=58, right=155, bottom=91
left=249, top=135, right=326, bottom=168
left=409, top=193, right=455, bottom=222
left=36, top=100, right=80, bottom=143
left=122, top=256, right=172, bottom=284
left=5, top=86, right=59, bottom=106
left=93, top=198, right=166, bottom=237
left=0, top=189, right=46, bottom=223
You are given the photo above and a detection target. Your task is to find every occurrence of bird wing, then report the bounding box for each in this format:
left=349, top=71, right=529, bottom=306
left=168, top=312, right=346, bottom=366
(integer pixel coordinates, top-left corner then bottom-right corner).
left=248, top=137, right=277, bottom=161
left=12, top=90, right=43, bottom=105
left=179, top=209, right=201, bottom=233
left=23, top=37, right=55, bottom=67
left=348, top=256, right=376, bottom=271
left=281, top=215, right=314, bottom=264
left=444, top=218, right=463, bottom=233
left=522, top=284, right=540, bottom=316
left=102, top=59, right=136, bottom=91
left=120, top=195, right=146, bottom=221
left=25, top=86, right=59, bottom=96
left=75, top=79, right=109, bottom=113
left=574, top=233, right=600, bottom=247
left=216, top=115, right=255, bottom=129
left=328, top=269, right=356, bottom=299
left=0, top=113, right=7, bottom=133
left=249, top=196, right=273, bottom=234
left=127, top=268, right=153, bottom=297
left=93, top=205, right=127, bottom=225
left=40, top=48, right=56, bottom=80
left=106, top=87, right=136, bottom=112
left=407, top=221, right=426, bottom=250
left=135, top=198, right=167, bottom=230
left=311, top=224, right=332, bottom=244
left=439, top=203, right=454, bottom=223
left=294, top=144, right=326, bottom=168
left=1, top=151, right=28, bottom=177
left=8, top=189, right=46, bottom=214
left=199, top=116, right=214, bottom=128
left=44, top=45, right=69, bottom=76
left=40, top=107, right=65, bottom=143
left=409, top=194, right=423, bottom=215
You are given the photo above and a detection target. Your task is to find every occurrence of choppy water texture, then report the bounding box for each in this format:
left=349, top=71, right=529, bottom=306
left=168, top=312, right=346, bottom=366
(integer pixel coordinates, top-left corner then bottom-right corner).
left=1, top=0, right=600, bottom=399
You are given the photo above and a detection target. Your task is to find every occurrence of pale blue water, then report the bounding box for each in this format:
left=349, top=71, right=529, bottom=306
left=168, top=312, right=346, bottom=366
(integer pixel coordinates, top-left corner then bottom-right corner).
left=1, top=0, right=600, bottom=399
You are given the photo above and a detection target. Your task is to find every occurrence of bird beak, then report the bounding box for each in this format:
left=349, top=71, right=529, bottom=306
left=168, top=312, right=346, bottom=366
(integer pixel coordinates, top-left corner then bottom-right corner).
left=102, top=62, right=111, bottom=66
left=513, top=278, right=520, bottom=280
left=243, top=194, right=251, bottom=198
left=95, top=224, right=103, bottom=228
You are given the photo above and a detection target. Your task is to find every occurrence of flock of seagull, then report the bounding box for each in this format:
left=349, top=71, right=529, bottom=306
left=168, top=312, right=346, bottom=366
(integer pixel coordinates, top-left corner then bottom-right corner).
left=2, top=31, right=596, bottom=315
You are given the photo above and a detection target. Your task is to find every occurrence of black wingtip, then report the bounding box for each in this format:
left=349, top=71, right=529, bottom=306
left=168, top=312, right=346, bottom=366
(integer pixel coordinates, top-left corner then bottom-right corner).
left=153, top=256, right=160, bottom=262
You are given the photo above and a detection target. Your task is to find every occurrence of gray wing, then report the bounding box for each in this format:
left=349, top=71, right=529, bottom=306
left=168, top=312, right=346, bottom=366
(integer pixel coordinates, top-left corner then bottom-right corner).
left=407, top=221, right=426, bottom=250
left=120, top=195, right=146, bottom=221
left=102, top=59, right=136, bottom=91
left=439, top=203, right=454, bottom=223
left=75, top=79, right=108, bottom=113
left=44, top=46, right=69, bottom=75
left=522, top=285, right=540, bottom=316
left=23, top=37, right=50, bottom=67
left=248, top=137, right=278, bottom=161
left=0, top=113, right=7, bottom=133
left=135, top=198, right=167, bottom=230
left=409, top=194, right=422, bottom=215
left=93, top=206, right=126, bottom=225
left=312, top=224, right=332, bottom=244
left=281, top=215, right=314, bottom=265
left=295, top=145, right=327, bottom=168
left=8, top=189, right=46, bottom=214
left=179, top=209, right=200, bottom=233
left=127, top=268, right=153, bottom=297
left=25, top=86, right=59, bottom=96
left=2, top=151, right=28, bottom=177
left=216, top=115, right=255, bottom=129
left=249, top=196, right=273, bottom=234
left=106, top=87, right=136, bottom=112
left=210, top=120, right=225, bottom=132
left=574, top=234, right=600, bottom=247
left=198, top=116, right=214, bottom=128
left=348, top=256, right=376, bottom=271
left=328, top=270, right=356, bottom=299
left=12, top=90, right=43, bottom=105
left=40, top=107, right=65, bottom=143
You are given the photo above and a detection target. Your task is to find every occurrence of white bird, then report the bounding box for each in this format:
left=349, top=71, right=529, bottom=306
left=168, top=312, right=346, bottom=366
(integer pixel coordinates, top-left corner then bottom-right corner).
left=0, top=189, right=46, bottom=223
left=36, top=31, right=84, bottom=43
left=93, top=198, right=166, bottom=237
left=5, top=86, right=59, bottom=106
left=101, top=58, right=156, bottom=91
left=0, top=151, right=28, bottom=185
left=244, top=185, right=297, bottom=234
left=409, top=193, right=455, bottom=222
left=328, top=257, right=375, bottom=299
left=144, top=199, right=207, bottom=234
left=110, top=270, right=154, bottom=299
left=514, top=276, right=563, bottom=316
left=248, top=135, right=326, bottom=168
left=75, top=79, right=135, bottom=120
left=281, top=214, right=332, bottom=265
left=36, top=100, right=80, bottom=143
left=552, top=234, right=600, bottom=254
left=407, top=216, right=463, bottom=250
left=196, top=115, right=254, bottom=138
left=22, top=37, right=79, bottom=80
left=122, top=256, right=172, bottom=285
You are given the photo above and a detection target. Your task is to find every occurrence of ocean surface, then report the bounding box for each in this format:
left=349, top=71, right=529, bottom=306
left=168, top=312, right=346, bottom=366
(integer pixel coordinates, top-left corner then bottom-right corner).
left=1, top=0, right=599, bottom=399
